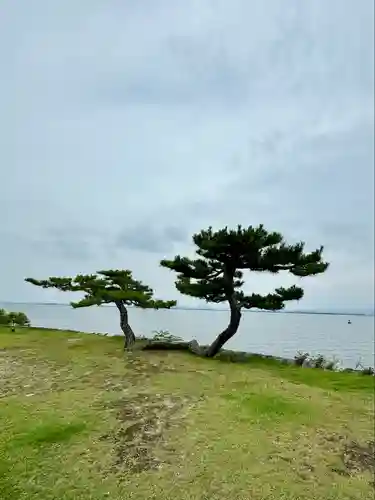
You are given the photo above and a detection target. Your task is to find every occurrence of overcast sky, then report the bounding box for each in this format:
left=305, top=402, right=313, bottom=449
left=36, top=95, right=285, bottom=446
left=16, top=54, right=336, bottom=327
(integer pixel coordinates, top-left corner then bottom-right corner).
left=0, top=0, right=374, bottom=312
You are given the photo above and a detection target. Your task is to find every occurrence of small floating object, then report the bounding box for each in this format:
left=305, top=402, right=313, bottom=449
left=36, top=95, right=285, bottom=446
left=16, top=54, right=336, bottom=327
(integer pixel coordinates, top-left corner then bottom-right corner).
left=348, top=320, right=352, bottom=325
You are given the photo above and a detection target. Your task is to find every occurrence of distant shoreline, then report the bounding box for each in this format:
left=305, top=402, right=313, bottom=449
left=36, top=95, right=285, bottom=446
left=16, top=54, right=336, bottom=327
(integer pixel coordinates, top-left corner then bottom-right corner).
left=0, top=301, right=374, bottom=317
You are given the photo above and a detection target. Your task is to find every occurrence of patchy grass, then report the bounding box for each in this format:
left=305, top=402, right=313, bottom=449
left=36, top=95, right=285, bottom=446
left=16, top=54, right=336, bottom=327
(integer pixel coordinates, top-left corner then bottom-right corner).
left=0, top=327, right=374, bottom=499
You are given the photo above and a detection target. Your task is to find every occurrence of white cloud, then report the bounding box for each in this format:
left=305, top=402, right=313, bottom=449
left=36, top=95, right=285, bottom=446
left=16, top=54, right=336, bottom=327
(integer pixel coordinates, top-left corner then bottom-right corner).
left=0, top=0, right=373, bottom=311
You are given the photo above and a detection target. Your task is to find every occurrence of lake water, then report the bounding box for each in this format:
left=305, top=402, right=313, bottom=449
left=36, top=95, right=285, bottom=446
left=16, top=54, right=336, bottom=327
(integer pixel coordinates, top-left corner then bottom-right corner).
left=2, top=302, right=374, bottom=369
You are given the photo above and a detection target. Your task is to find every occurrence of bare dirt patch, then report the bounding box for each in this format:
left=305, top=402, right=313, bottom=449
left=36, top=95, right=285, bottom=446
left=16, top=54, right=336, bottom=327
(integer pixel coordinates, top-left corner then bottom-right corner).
left=341, top=440, right=375, bottom=475
left=125, top=353, right=179, bottom=377
left=0, top=350, right=80, bottom=398
left=268, top=429, right=375, bottom=486
left=0, top=351, right=53, bottom=398
left=102, top=392, right=193, bottom=474
left=326, top=433, right=375, bottom=485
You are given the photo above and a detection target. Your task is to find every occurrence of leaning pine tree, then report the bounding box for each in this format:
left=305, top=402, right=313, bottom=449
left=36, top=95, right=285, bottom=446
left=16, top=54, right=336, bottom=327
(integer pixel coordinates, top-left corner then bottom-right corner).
left=161, top=225, right=329, bottom=357
left=25, top=270, right=176, bottom=348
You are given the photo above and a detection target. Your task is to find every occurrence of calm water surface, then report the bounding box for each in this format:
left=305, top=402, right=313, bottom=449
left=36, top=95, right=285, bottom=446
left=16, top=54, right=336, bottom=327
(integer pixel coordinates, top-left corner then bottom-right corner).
left=2, top=302, right=374, bottom=369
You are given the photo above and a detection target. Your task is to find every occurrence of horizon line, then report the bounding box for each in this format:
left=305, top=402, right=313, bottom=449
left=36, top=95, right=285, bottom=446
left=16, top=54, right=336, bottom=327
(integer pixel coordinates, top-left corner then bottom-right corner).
left=0, top=300, right=373, bottom=317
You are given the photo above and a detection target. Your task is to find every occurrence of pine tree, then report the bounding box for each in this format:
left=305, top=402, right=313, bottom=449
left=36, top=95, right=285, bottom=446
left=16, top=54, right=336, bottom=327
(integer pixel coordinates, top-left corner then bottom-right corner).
left=161, top=225, right=329, bottom=357
left=25, top=270, right=176, bottom=348
left=0, top=309, right=31, bottom=330
left=7, top=311, right=31, bottom=328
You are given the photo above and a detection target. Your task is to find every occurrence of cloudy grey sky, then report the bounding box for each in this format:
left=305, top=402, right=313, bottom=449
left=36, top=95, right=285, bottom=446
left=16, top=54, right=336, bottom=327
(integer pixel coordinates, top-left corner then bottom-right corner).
left=0, top=0, right=374, bottom=312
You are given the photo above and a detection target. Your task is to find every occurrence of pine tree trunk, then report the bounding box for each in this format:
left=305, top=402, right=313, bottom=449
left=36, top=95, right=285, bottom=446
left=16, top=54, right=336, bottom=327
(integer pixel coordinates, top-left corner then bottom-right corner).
left=205, top=305, right=242, bottom=357
left=205, top=266, right=242, bottom=358
left=115, top=301, right=136, bottom=349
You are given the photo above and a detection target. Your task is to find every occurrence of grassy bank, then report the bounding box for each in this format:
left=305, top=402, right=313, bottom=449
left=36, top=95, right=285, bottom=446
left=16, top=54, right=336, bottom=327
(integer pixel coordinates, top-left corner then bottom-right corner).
left=0, top=327, right=374, bottom=499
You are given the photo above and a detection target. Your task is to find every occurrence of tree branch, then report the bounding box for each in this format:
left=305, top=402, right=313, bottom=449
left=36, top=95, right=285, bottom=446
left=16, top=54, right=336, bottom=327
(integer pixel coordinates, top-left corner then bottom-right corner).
left=25, top=270, right=176, bottom=310
left=237, top=285, right=304, bottom=310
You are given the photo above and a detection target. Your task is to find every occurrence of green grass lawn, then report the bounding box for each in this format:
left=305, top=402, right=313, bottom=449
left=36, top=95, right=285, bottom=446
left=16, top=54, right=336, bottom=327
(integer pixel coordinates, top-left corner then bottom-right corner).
left=0, top=327, right=374, bottom=500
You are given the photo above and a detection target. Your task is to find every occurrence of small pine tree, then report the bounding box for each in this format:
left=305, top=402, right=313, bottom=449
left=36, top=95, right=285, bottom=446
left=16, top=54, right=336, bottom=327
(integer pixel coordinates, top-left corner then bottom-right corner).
left=25, top=270, right=176, bottom=348
left=0, top=309, right=31, bottom=331
left=161, top=225, right=329, bottom=357
left=7, top=311, right=31, bottom=327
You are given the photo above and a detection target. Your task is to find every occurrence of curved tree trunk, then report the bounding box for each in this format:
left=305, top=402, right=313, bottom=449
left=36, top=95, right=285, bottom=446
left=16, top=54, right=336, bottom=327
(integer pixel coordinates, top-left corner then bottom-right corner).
left=205, top=305, right=241, bottom=357
left=206, top=266, right=242, bottom=358
left=115, top=300, right=136, bottom=349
